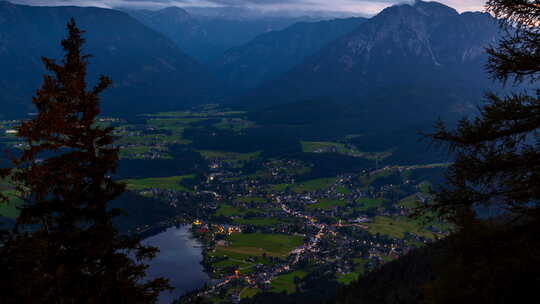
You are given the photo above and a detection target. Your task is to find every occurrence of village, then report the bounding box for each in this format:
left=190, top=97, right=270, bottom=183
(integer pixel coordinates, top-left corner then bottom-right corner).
left=0, top=112, right=450, bottom=304
left=156, top=155, right=449, bottom=303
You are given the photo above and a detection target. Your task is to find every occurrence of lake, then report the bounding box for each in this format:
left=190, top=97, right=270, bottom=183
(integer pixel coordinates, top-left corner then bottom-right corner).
left=142, top=225, right=209, bottom=304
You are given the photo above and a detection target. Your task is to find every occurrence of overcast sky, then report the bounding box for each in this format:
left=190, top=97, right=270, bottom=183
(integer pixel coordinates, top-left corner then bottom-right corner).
left=8, top=0, right=487, bottom=16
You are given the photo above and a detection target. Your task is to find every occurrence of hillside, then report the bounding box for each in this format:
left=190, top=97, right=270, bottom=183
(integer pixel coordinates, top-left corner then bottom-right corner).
left=246, top=1, right=500, bottom=127
left=0, top=1, right=219, bottom=118
left=127, top=7, right=314, bottom=64
left=214, top=17, right=366, bottom=90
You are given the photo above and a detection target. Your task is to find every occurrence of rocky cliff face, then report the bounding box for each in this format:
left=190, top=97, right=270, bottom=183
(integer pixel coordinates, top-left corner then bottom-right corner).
left=251, top=0, right=500, bottom=113
left=213, top=17, right=366, bottom=90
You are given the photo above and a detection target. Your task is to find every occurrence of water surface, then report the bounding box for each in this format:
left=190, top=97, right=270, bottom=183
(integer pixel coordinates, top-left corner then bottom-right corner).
left=143, top=225, right=209, bottom=303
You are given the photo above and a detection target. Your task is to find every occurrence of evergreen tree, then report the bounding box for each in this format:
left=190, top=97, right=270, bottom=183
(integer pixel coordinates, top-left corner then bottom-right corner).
left=422, top=1, right=540, bottom=302
left=0, top=19, right=171, bottom=303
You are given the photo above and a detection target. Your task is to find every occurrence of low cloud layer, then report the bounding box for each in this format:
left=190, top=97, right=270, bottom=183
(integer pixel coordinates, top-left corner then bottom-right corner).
left=8, top=0, right=487, bottom=15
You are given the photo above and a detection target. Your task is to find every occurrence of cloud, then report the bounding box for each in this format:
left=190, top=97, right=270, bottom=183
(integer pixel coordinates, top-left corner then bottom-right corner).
left=8, top=0, right=487, bottom=15
left=8, top=0, right=225, bottom=9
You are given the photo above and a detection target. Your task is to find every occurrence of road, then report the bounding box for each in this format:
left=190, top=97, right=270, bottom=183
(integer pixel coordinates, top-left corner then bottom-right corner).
left=197, top=195, right=329, bottom=298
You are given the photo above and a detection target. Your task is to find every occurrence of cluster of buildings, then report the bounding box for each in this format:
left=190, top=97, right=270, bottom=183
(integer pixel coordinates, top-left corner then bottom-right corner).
left=193, top=219, right=242, bottom=236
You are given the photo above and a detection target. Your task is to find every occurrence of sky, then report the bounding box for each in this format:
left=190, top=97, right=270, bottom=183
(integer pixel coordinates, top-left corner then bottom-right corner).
left=8, top=0, right=488, bottom=16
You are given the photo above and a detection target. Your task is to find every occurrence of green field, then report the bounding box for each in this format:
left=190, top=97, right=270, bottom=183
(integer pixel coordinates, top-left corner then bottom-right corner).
left=120, top=146, right=153, bottom=156
left=211, top=248, right=267, bottom=274
left=270, top=270, right=309, bottom=294
left=337, top=272, right=360, bottom=285
left=292, top=177, right=336, bottom=193
left=284, top=165, right=312, bottom=176
left=210, top=238, right=281, bottom=275
left=336, top=185, right=352, bottom=195
left=367, top=216, right=436, bottom=239
left=302, top=141, right=392, bottom=160
left=116, top=133, right=190, bottom=146
left=356, top=198, right=385, bottom=210
left=359, top=170, right=393, bottom=187
left=199, top=150, right=260, bottom=168
left=198, top=150, right=260, bottom=161
left=240, top=288, right=260, bottom=299
left=335, top=258, right=368, bottom=285
left=246, top=162, right=308, bottom=179
left=147, top=117, right=207, bottom=125
left=301, top=141, right=349, bottom=154
left=220, top=233, right=304, bottom=257
left=398, top=195, right=454, bottom=233
left=140, top=109, right=255, bottom=140
left=124, top=175, right=194, bottom=192
left=215, top=204, right=268, bottom=218
left=307, top=199, right=347, bottom=210
left=119, top=146, right=171, bottom=159
left=213, top=118, right=255, bottom=132
left=398, top=194, right=420, bottom=208
left=0, top=191, right=23, bottom=218
left=353, top=258, right=368, bottom=273
left=236, top=197, right=266, bottom=204
left=269, top=184, right=291, bottom=192
left=0, top=177, right=22, bottom=219
left=144, top=109, right=245, bottom=118
left=234, top=218, right=282, bottom=227
left=215, top=205, right=245, bottom=217
left=419, top=181, right=432, bottom=193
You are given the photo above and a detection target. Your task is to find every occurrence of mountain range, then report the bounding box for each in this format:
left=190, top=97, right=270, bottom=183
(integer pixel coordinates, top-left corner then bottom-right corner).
left=213, top=17, right=366, bottom=90
left=248, top=1, right=501, bottom=128
left=126, top=7, right=318, bottom=64
left=0, top=0, right=502, bottom=125
left=0, top=1, right=218, bottom=118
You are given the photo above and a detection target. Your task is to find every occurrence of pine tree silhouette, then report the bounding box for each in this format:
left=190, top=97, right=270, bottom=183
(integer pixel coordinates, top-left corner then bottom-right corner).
left=0, top=19, right=171, bottom=304
left=422, top=1, right=540, bottom=302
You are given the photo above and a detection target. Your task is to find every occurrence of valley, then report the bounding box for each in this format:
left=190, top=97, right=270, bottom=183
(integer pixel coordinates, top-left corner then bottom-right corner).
left=0, top=105, right=450, bottom=303
left=0, top=0, right=524, bottom=303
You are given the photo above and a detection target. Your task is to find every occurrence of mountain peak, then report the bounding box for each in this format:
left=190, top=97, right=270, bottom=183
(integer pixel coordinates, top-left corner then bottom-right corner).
left=134, top=6, right=194, bottom=26
left=159, top=6, right=190, bottom=16
left=378, top=0, right=458, bottom=19
left=155, top=6, right=193, bottom=23
left=0, top=2, right=218, bottom=117
left=412, top=0, right=459, bottom=17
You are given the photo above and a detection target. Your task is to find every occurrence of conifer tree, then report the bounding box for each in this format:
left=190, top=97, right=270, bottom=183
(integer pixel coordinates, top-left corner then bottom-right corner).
left=422, top=1, right=540, bottom=302
left=0, top=19, right=171, bottom=303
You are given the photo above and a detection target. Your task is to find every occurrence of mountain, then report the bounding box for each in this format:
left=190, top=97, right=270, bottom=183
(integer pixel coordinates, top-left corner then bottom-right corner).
left=184, top=6, right=356, bottom=20
left=127, top=7, right=318, bottom=63
left=213, top=17, right=366, bottom=90
left=247, top=1, right=501, bottom=128
left=125, top=7, right=214, bottom=62
left=0, top=1, right=218, bottom=118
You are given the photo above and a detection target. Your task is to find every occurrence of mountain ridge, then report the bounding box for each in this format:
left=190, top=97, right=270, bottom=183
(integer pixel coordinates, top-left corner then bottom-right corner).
left=213, top=17, right=367, bottom=90
left=0, top=1, right=219, bottom=118
left=243, top=0, right=500, bottom=128
left=126, top=7, right=320, bottom=63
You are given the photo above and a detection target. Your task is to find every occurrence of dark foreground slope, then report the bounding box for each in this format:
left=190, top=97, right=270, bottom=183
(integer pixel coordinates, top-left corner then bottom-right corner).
left=0, top=1, right=218, bottom=118
left=332, top=242, right=444, bottom=304
left=241, top=240, right=447, bottom=304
